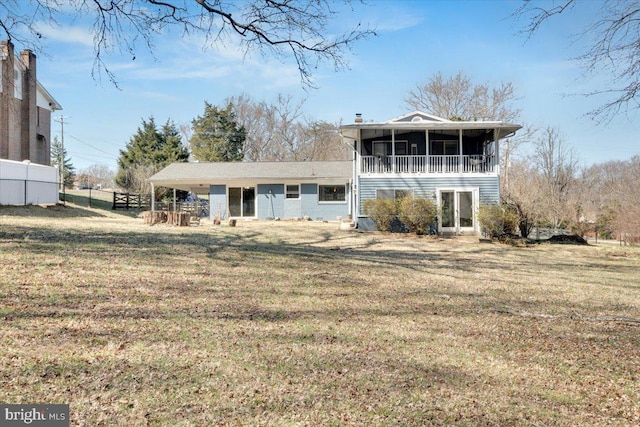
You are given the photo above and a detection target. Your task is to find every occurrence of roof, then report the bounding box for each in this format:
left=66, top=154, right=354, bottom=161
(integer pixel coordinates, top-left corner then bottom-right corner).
left=340, top=111, right=521, bottom=137
left=148, top=160, right=353, bottom=192
left=37, top=82, right=62, bottom=111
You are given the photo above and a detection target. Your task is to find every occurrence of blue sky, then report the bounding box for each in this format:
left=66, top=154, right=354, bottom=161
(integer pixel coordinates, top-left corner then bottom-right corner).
left=26, top=0, right=639, bottom=170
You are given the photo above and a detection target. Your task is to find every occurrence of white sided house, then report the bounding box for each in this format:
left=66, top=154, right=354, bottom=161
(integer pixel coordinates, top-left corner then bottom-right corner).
left=340, top=111, right=521, bottom=234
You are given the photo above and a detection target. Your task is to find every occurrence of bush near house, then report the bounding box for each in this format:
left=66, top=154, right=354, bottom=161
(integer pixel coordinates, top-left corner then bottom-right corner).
left=478, top=203, right=519, bottom=238
left=397, top=196, right=437, bottom=235
left=363, top=199, right=396, bottom=232
left=364, top=196, right=436, bottom=234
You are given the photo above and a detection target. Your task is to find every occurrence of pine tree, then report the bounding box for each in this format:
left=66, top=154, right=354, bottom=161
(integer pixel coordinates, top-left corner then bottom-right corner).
left=50, top=136, right=75, bottom=189
left=190, top=102, right=245, bottom=162
left=116, top=117, right=189, bottom=193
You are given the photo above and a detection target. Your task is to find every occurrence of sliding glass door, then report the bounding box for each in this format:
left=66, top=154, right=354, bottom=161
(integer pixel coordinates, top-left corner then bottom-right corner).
left=229, top=187, right=255, bottom=218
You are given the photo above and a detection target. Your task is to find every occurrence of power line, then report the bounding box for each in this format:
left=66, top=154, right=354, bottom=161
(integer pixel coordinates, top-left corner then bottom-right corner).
left=66, top=133, right=119, bottom=159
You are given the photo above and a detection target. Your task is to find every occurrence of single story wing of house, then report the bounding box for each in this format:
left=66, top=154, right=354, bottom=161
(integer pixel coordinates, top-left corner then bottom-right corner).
left=147, top=160, right=354, bottom=221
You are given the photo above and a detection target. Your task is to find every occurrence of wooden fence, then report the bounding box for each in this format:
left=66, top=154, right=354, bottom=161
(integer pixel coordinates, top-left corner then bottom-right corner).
left=112, top=192, right=150, bottom=210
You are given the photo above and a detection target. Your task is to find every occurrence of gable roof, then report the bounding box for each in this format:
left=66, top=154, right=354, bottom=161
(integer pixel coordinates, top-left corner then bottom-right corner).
left=387, top=111, right=450, bottom=123
left=148, top=160, right=352, bottom=192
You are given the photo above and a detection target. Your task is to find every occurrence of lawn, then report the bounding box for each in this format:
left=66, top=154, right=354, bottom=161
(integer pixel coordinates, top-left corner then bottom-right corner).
left=0, top=204, right=639, bottom=426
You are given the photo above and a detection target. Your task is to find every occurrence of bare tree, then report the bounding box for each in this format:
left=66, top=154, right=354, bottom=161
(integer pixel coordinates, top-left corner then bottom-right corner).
left=79, top=163, right=115, bottom=189
left=228, top=94, right=277, bottom=161
left=228, top=94, right=348, bottom=161
left=582, top=156, right=640, bottom=242
left=405, top=71, right=520, bottom=122
left=533, top=127, right=580, bottom=229
left=512, top=0, right=640, bottom=121
left=503, top=159, right=545, bottom=237
left=503, top=127, right=581, bottom=236
left=1, top=0, right=375, bottom=87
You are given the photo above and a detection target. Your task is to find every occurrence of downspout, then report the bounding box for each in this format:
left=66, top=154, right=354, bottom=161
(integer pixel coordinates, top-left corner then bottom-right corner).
left=339, top=129, right=358, bottom=222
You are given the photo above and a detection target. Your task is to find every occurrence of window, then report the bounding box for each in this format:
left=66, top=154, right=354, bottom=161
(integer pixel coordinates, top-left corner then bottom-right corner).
left=14, top=68, right=22, bottom=99
left=286, top=184, right=300, bottom=199
left=376, top=189, right=412, bottom=200
left=430, top=140, right=458, bottom=156
left=319, top=185, right=346, bottom=202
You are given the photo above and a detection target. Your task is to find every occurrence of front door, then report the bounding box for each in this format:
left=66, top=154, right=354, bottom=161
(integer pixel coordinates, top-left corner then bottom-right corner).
left=229, top=187, right=256, bottom=218
left=439, top=189, right=477, bottom=234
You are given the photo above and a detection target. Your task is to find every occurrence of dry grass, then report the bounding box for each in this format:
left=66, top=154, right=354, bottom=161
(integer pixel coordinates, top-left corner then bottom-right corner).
left=1, top=204, right=639, bottom=426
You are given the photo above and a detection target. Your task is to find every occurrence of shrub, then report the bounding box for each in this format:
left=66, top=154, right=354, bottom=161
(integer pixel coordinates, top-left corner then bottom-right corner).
left=397, top=196, right=437, bottom=235
left=363, top=199, right=397, bottom=232
left=478, top=203, right=519, bottom=238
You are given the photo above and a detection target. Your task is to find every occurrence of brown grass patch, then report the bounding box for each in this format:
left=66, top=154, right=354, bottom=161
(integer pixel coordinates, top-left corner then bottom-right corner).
left=1, top=204, right=639, bottom=426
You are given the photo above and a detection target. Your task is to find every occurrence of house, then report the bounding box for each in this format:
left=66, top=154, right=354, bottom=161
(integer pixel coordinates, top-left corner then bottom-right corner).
left=148, top=161, right=353, bottom=221
left=339, top=111, right=521, bottom=234
left=1, top=40, right=62, bottom=165
left=0, top=40, right=62, bottom=206
left=148, top=111, right=521, bottom=233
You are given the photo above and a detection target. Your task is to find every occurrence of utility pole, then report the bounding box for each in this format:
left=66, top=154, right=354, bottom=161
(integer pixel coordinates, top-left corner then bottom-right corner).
left=54, top=116, right=70, bottom=204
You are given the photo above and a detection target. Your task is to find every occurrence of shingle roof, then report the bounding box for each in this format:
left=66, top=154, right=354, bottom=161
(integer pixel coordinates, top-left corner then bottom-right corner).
left=148, top=160, right=352, bottom=188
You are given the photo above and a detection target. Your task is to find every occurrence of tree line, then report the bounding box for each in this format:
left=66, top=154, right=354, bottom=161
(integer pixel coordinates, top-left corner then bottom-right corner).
left=114, top=95, right=349, bottom=196
left=109, top=71, right=639, bottom=243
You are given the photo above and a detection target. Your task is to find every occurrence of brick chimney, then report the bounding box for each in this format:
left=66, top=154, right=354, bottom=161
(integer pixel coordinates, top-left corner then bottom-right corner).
left=20, top=48, right=38, bottom=164
left=355, top=113, right=363, bottom=123
left=0, top=40, right=15, bottom=160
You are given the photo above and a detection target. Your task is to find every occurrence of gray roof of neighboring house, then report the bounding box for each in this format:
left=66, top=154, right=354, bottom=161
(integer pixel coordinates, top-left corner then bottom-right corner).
left=148, top=160, right=352, bottom=191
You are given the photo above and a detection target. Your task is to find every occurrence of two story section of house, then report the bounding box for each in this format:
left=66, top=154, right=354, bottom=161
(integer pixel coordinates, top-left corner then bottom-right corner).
left=340, top=111, right=521, bottom=234
left=1, top=39, right=62, bottom=166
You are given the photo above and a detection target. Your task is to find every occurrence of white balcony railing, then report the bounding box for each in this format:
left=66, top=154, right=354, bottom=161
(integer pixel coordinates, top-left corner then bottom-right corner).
left=360, top=155, right=496, bottom=174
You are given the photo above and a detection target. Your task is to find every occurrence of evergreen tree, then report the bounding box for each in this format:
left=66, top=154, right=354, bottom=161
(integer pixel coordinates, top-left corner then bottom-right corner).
left=116, top=117, right=189, bottom=193
left=190, top=102, right=245, bottom=162
left=50, top=136, right=75, bottom=189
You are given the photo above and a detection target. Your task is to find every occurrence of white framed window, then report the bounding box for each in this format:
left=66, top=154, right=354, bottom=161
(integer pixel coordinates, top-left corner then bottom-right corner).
left=376, top=189, right=412, bottom=200
left=286, top=184, right=300, bottom=199
left=14, top=68, right=22, bottom=99
left=319, top=185, right=346, bottom=203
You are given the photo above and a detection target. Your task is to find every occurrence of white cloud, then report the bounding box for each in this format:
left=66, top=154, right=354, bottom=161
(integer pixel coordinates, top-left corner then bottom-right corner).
left=33, top=23, right=94, bottom=47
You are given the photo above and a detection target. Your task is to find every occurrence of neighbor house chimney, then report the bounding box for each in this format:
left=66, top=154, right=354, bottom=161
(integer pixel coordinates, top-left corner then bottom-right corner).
left=354, top=113, right=363, bottom=123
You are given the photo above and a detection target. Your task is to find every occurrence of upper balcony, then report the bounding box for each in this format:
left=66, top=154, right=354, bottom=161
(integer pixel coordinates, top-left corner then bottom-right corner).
left=340, top=111, right=522, bottom=177
left=360, top=153, right=498, bottom=174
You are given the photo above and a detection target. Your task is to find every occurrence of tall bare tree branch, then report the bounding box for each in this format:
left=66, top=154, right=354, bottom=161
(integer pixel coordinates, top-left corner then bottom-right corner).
left=511, top=0, right=640, bottom=122
left=0, top=0, right=375, bottom=88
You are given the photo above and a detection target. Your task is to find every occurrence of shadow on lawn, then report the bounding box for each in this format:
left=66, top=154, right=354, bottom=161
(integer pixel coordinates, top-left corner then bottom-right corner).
left=2, top=220, right=639, bottom=324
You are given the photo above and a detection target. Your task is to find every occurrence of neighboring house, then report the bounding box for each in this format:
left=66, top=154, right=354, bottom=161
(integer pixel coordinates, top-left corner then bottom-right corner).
left=340, top=111, right=521, bottom=234
left=0, top=40, right=62, bottom=206
left=148, top=161, right=352, bottom=221
left=149, top=111, right=521, bottom=233
left=0, top=39, right=62, bottom=166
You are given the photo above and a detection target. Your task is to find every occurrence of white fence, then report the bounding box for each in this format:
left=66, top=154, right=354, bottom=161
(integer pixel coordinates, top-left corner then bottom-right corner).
left=0, top=159, right=59, bottom=205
